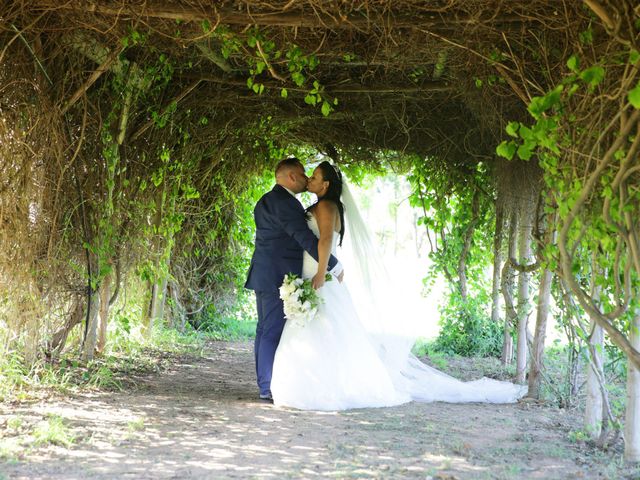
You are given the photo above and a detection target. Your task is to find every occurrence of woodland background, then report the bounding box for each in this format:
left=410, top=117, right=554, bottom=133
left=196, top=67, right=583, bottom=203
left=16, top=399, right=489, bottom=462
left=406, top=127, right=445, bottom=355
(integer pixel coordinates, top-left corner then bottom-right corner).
left=2, top=0, right=640, bottom=465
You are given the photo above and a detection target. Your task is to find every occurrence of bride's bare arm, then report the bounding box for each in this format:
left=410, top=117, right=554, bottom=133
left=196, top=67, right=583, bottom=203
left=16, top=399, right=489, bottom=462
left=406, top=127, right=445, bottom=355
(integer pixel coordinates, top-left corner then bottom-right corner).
left=311, top=200, right=338, bottom=289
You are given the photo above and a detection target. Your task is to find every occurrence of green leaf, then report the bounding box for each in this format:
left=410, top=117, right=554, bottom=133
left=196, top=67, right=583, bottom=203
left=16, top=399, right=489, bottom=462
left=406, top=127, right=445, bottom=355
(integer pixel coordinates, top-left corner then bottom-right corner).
left=280, top=88, right=288, bottom=98
left=579, top=66, right=605, bottom=88
left=630, top=49, right=640, bottom=65
left=505, top=121, right=520, bottom=137
left=321, top=101, right=331, bottom=116
left=519, top=125, right=533, bottom=141
left=152, top=171, right=163, bottom=187
left=528, top=96, right=545, bottom=119
left=304, top=93, right=316, bottom=105
left=496, top=140, right=517, bottom=160
left=246, top=77, right=254, bottom=89
left=545, top=84, right=564, bottom=108
left=291, top=72, right=305, bottom=86
left=528, top=85, right=563, bottom=119
left=517, top=141, right=535, bottom=161
left=540, top=134, right=560, bottom=154
left=567, top=55, right=580, bottom=72
left=579, top=27, right=593, bottom=45
left=628, top=81, right=640, bottom=109
left=263, top=40, right=275, bottom=53
left=182, top=185, right=200, bottom=200
left=567, top=83, right=580, bottom=97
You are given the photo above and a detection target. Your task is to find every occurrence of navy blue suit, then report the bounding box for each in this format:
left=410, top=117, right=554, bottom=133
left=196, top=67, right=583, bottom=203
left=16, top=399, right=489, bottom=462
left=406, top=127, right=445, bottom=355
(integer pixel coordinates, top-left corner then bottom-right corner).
left=245, top=184, right=339, bottom=396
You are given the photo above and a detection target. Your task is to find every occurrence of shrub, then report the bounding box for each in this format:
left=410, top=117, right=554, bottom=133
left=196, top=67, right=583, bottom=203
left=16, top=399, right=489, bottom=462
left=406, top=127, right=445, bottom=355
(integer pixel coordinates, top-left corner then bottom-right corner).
left=431, top=293, right=502, bottom=357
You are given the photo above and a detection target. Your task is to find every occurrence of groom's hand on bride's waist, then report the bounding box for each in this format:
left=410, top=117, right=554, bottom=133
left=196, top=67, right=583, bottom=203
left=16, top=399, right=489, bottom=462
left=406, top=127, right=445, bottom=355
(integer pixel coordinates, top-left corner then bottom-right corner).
left=329, top=260, right=343, bottom=281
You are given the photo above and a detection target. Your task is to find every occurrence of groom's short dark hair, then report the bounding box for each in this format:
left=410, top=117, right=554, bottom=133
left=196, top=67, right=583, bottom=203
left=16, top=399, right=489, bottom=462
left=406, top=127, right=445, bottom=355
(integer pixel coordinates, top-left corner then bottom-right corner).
left=275, top=157, right=302, bottom=176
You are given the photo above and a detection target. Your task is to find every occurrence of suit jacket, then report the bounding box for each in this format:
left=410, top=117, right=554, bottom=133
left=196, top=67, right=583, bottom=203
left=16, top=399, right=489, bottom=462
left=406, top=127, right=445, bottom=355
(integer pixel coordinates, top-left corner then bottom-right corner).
left=245, top=184, right=339, bottom=292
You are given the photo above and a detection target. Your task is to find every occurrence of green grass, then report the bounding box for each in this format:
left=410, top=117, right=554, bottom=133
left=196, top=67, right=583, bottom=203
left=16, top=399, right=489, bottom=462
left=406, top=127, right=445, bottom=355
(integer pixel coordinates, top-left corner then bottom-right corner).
left=1, top=414, right=75, bottom=459
left=0, top=353, right=80, bottom=402
left=412, top=337, right=450, bottom=370
left=0, top=324, right=210, bottom=402
left=127, top=418, right=145, bottom=432
left=0, top=312, right=258, bottom=403
left=32, top=414, right=74, bottom=448
left=7, top=416, right=23, bottom=430
left=203, top=317, right=256, bottom=340
left=0, top=437, right=22, bottom=461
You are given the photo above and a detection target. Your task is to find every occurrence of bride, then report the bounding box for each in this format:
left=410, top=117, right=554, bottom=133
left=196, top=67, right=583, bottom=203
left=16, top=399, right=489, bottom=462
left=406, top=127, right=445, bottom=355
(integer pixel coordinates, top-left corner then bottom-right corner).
left=270, top=161, right=526, bottom=410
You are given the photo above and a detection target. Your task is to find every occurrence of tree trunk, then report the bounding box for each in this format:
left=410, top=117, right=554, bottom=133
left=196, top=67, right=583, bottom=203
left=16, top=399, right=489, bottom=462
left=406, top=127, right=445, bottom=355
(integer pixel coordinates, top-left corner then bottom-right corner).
left=491, top=203, right=504, bottom=324
left=144, top=179, right=177, bottom=337
left=143, top=185, right=165, bottom=337
left=457, top=189, right=480, bottom=303
left=23, top=315, right=39, bottom=367
left=96, top=272, right=112, bottom=354
left=527, top=220, right=556, bottom=398
left=169, top=281, right=187, bottom=331
left=527, top=266, right=553, bottom=397
left=585, top=319, right=604, bottom=438
left=516, top=208, right=533, bottom=384
left=625, top=310, right=640, bottom=461
left=81, top=289, right=101, bottom=362
left=583, top=267, right=607, bottom=439
left=501, top=210, right=518, bottom=365
left=149, top=275, right=169, bottom=331
left=48, top=298, right=84, bottom=356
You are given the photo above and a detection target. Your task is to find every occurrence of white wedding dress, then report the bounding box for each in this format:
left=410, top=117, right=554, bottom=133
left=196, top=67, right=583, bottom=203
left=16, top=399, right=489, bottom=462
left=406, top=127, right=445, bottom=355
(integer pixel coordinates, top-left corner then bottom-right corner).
left=271, top=212, right=527, bottom=411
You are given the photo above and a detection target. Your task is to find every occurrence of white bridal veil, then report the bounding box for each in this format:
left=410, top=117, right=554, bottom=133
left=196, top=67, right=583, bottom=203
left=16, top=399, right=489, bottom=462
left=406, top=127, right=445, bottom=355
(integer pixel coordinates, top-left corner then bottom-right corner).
left=339, top=178, right=527, bottom=403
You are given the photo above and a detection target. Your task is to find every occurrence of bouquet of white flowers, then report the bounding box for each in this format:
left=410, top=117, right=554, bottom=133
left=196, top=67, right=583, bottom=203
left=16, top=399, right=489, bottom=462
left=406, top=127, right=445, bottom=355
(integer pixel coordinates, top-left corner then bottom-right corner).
left=279, top=273, right=331, bottom=327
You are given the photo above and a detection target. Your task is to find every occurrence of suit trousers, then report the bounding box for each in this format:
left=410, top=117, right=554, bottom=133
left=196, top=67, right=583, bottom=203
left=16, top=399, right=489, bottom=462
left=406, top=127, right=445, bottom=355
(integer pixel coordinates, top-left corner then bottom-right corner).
left=254, top=290, right=286, bottom=396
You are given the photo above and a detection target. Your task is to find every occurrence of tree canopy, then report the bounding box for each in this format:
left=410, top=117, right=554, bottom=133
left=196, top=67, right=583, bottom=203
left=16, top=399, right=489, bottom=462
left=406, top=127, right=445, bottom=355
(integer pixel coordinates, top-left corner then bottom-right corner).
left=3, top=0, right=640, bottom=457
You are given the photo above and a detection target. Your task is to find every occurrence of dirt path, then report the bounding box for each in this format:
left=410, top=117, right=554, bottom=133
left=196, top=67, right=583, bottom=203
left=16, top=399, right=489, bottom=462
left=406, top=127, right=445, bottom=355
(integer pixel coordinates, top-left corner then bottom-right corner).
left=0, top=341, right=636, bottom=479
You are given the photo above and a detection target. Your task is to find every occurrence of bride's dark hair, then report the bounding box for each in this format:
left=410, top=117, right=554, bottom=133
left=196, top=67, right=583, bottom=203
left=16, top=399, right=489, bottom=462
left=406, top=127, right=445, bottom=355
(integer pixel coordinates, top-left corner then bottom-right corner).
left=308, top=160, right=345, bottom=246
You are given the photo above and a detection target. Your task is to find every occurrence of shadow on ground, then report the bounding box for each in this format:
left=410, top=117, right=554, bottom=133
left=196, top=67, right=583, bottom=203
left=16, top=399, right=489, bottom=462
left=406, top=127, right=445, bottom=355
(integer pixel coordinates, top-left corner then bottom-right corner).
left=0, top=341, right=636, bottom=479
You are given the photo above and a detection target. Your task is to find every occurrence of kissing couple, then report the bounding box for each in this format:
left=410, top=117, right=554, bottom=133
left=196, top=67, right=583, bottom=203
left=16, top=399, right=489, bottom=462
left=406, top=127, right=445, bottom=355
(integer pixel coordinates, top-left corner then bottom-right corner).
left=245, top=157, right=526, bottom=411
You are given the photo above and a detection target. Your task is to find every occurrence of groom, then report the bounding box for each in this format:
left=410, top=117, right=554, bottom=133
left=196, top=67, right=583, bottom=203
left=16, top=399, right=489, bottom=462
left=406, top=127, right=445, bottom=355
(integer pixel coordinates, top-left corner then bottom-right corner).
left=245, top=157, right=343, bottom=401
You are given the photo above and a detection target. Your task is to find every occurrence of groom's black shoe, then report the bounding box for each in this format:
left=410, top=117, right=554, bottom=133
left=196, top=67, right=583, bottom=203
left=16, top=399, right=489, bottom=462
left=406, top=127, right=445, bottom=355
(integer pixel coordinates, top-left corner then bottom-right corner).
left=259, top=392, right=273, bottom=402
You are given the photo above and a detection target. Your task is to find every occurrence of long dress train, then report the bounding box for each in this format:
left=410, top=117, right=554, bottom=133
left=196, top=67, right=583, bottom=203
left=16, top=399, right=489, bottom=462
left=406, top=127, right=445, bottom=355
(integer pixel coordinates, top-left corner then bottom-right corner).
left=271, top=215, right=526, bottom=411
